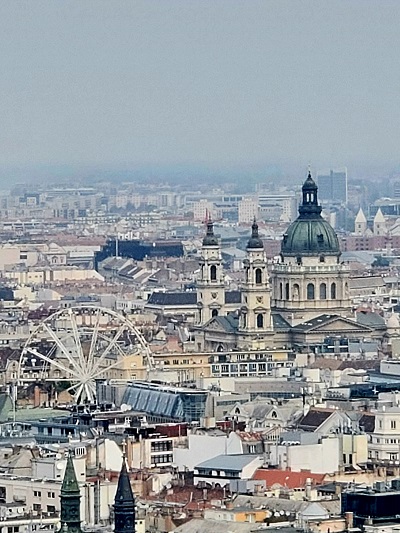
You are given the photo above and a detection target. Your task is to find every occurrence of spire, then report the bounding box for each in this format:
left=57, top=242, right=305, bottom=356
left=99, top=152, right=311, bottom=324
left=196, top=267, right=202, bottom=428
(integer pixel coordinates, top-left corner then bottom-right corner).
left=114, top=459, right=135, bottom=533
left=61, top=453, right=80, bottom=494
left=374, top=207, right=386, bottom=223
left=355, top=207, right=367, bottom=224
left=60, top=452, right=81, bottom=533
left=247, top=218, right=264, bottom=249
left=298, top=168, right=322, bottom=219
left=202, top=214, right=218, bottom=246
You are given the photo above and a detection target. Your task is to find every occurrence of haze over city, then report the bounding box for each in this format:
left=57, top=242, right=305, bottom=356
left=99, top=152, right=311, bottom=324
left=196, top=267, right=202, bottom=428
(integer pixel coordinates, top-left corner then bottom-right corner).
left=1, top=0, right=400, bottom=183
left=2, top=3, right=400, bottom=533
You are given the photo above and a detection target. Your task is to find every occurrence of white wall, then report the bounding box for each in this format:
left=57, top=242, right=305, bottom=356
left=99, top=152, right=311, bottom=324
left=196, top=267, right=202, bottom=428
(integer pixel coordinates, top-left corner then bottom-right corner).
left=174, top=433, right=229, bottom=471
left=271, top=437, right=339, bottom=474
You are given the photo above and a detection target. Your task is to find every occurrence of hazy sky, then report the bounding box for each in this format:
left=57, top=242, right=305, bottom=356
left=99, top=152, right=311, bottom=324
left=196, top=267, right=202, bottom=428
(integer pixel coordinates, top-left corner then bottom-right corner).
left=0, top=0, right=400, bottom=177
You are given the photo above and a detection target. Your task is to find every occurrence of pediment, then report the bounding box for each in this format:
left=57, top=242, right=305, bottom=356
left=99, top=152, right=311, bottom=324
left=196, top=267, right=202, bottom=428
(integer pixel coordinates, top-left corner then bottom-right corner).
left=297, top=316, right=373, bottom=334
left=204, top=320, right=222, bottom=331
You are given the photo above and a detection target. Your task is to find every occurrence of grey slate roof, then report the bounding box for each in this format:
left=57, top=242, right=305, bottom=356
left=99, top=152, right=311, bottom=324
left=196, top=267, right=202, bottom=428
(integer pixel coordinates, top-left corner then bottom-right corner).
left=272, top=313, right=292, bottom=330
left=196, top=454, right=258, bottom=471
left=212, top=313, right=239, bottom=333
left=147, top=292, right=197, bottom=306
left=173, top=519, right=266, bottom=533
left=147, top=290, right=241, bottom=307
left=356, top=311, right=386, bottom=329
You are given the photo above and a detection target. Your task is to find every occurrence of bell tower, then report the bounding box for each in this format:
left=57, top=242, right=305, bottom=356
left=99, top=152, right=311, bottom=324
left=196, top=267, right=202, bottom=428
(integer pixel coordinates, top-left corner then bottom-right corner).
left=60, top=452, right=82, bottom=533
left=238, top=220, right=273, bottom=349
left=197, top=217, right=225, bottom=324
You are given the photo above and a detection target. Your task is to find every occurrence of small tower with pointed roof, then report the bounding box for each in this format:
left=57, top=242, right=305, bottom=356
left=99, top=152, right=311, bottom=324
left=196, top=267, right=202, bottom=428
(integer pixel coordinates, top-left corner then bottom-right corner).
left=196, top=216, right=225, bottom=324
left=114, top=458, right=135, bottom=533
left=238, top=219, right=273, bottom=348
left=374, top=208, right=386, bottom=236
left=60, top=452, right=82, bottom=533
left=355, top=208, right=367, bottom=235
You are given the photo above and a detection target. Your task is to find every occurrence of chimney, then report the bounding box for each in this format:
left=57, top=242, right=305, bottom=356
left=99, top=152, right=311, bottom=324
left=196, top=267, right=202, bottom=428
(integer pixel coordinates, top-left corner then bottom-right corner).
left=34, top=385, right=41, bottom=408
left=345, top=512, right=354, bottom=530
left=305, top=478, right=312, bottom=500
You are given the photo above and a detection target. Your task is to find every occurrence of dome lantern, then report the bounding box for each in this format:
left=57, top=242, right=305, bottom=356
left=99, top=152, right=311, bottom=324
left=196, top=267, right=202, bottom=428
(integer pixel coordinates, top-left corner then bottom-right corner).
left=247, top=218, right=264, bottom=249
left=281, top=170, right=340, bottom=257
left=202, top=216, right=219, bottom=246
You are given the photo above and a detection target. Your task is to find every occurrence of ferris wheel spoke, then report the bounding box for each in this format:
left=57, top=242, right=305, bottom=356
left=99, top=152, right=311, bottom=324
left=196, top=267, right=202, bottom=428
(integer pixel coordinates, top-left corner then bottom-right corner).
left=90, top=323, right=126, bottom=375
left=69, top=310, right=87, bottom=374
left=131, top=326, right=154, bottom=370
left=42, top=323, right=83, bottom=377
left=85, top=382, right=96, bottom=403
left=87, top=308, right=101, bottom=374
left=24, top=347, right=75, bottom=378
left=90, top=357, right=128, bottom=381
left=73, top=383, right=85, bottom=403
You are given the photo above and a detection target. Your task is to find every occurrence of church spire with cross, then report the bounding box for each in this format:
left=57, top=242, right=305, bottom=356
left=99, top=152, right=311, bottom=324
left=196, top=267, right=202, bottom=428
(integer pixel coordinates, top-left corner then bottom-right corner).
left=114, top=452, right=136, bottom=533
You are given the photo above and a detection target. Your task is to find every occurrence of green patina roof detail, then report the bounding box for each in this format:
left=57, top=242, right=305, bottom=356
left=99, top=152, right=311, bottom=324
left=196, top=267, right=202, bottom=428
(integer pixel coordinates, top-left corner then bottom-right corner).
left=61, top=453, right=80, bottom=494
left=281, top=171, right=340, bottom=257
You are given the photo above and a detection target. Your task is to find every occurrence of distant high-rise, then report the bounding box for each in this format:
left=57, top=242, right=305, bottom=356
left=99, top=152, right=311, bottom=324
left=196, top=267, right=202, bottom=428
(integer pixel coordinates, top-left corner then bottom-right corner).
left=317, top=168, right=348, bottom=204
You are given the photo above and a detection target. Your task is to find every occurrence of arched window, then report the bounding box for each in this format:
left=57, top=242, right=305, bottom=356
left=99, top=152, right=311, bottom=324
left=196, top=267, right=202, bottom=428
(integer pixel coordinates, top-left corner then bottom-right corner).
left=331, top=282, right=337, bottom=299
left=257, top=314, right=264, bottom=329
left=255, top=268, right=262, bottom=285
left=320, top=255, right=325, bottom=263
left=320, top=283, right=327, bottom=300
left=307, top=283, right=315, bottom=300
left=285, top=282, right=290, bottom=300
left=210, top=265, right=217, bottom=281
left=279, top=283, right=283, bottom=300
left=212, top=309, right=218, bottom=317
left=293, top=283, right=300, bottom=300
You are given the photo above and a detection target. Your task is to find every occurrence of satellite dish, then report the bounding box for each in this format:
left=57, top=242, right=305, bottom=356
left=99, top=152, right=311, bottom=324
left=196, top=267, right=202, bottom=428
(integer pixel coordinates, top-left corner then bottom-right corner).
left=121, top=404, right=132, bottom=412
left=55, top=453, right=62, bottom=460
left=280, top=510, right=285, bottom=515
left=56, top=463, right=64, bottom=470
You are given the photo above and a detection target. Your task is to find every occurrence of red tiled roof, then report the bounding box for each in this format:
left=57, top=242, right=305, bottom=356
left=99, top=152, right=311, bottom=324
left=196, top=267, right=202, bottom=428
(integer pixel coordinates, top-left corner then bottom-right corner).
left=253, top=468, right=325, bottom=489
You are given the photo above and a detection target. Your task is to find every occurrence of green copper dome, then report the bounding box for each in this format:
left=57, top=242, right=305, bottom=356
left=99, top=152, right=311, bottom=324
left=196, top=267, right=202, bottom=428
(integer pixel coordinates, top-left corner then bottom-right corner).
left=281, top=171, right=340, bottom=257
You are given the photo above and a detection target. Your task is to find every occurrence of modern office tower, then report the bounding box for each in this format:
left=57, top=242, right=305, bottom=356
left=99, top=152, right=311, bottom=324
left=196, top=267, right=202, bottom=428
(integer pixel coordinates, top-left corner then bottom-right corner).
left=317, top=168, right=348, bottom=204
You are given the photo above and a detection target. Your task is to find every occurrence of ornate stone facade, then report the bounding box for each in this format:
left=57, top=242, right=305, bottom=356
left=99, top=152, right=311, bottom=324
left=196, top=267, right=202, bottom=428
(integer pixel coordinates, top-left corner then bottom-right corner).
left=196, top=217, right=226, bottom=325
left=271, top=172, right=352, bottom=325
left=195, top=171, right=363, bottom=350
left=238, top=219, right=273, bottom=349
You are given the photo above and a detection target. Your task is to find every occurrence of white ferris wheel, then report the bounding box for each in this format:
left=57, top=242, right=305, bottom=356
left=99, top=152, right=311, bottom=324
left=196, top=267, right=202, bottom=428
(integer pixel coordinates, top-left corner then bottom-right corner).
left=18, top=306, right=153, bottom=404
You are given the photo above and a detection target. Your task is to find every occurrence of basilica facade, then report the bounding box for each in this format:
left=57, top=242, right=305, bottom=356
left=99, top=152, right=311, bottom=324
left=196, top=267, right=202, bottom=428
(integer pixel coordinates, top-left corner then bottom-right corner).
left=195, top=172, right=386, bottom=353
